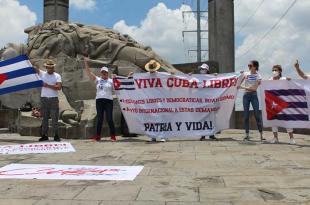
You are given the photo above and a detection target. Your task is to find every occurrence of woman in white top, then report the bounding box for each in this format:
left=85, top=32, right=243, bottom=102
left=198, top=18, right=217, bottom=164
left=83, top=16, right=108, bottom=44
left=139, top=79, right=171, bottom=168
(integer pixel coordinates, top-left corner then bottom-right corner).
left=269, top=65, right=295, bottom=144
left=84, top=57, right=116, bottom=142
left=238, top=60, right=264, bottom=141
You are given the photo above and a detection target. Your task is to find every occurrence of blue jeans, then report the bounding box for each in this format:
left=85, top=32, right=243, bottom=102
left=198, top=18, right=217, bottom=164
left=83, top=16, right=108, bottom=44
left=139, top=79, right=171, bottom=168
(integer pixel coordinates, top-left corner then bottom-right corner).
left=96, top=98, right=115, bottom=136
left=243, top=92, right=263, bottom=134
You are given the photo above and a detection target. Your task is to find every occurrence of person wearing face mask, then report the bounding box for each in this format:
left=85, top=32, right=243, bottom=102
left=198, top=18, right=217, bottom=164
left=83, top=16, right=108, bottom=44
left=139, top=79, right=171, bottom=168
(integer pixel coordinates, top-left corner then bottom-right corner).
left=195, top=63, right=218, bottom=141
left=84, top=56, right=116, bottom=142
left=238, top=60, right=264, bottom=141
left=269, top=65, right=295, bottom=144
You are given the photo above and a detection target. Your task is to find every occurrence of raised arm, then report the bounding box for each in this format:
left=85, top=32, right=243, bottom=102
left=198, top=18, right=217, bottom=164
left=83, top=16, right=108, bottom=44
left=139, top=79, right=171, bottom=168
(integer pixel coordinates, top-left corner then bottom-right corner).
left=31, top=61, right=41, bottom=75
left=83, top=56, right=97, bottom=81
left=294, top=60, right=308, bottom=79
left=237, top=71, right=245, bottom=89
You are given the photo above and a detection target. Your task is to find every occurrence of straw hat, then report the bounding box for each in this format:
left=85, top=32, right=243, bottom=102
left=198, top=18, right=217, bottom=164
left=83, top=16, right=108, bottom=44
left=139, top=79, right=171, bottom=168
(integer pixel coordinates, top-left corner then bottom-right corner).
left=145, top=60, right=161, bottom=72
left=44, top=59, right=56, bottom=67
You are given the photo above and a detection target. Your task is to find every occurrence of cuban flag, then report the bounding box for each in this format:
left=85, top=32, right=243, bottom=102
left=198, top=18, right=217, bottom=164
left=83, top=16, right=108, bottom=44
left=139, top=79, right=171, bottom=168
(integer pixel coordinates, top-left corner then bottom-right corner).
left=0, top=55, right=42, bottom=95
left=261, top=79, right=310, bottom=128
left=113, top=76, right=135, bottom=90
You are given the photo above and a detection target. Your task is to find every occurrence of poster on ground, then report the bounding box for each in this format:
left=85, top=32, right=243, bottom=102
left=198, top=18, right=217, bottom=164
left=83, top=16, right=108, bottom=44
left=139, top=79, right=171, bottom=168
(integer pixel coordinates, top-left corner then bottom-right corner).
left=0, top=142, right=76, bottom=155
left=0, top=164, right=144, bottom=180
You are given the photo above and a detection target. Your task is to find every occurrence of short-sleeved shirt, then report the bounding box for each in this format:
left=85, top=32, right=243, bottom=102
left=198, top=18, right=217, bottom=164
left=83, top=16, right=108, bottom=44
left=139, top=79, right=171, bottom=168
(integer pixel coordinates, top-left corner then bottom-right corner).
left=243, top=71, right=262, bottom=89
left=95, top=76, right=113, bottom=100
left=39, top=71, right=62, bottom=97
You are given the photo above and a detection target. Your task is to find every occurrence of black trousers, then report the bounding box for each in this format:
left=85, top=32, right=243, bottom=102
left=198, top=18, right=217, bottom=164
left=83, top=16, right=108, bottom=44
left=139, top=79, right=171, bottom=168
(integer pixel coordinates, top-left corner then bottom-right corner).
left=41, top=97, right=59, bottom=136
left=96, top=98, right=115, bottom=136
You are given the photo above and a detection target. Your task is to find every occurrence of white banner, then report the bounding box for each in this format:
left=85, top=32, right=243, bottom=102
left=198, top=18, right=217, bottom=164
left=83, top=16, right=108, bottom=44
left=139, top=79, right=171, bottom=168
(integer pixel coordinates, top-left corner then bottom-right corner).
left=114, top=72, right=242, bottom=137
left=260, top=79, right=310, bottom=128
left=0, top=164, right=144, bottom=180
left=0, top=142, right=76, bottom=155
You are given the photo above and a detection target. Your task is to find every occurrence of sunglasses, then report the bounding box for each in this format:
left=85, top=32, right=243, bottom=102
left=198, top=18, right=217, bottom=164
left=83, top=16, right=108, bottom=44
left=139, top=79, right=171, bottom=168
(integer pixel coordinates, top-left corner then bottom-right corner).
left=272, top=69, right=278, bottom=72
left=248, top=64, right=253, bottom=68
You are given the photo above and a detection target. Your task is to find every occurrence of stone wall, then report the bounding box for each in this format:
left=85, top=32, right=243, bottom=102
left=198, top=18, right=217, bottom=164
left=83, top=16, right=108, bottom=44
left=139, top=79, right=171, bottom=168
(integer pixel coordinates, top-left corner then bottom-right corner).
left=0, top=108, right=19, bottom=132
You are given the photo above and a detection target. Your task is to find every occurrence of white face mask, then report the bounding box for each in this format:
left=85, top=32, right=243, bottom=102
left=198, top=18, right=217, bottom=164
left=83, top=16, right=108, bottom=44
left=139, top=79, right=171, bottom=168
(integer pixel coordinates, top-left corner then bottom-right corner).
left=200, top=69, right=207, bottom=74
left=272, top=71, right=279, bottom=77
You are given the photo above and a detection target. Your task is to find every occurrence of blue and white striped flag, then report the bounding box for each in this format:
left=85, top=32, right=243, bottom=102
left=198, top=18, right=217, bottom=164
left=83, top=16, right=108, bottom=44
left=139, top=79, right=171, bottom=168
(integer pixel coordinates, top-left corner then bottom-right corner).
left=261, top=79, right=310, bottom=129
left=0, top=55, right=42, bottom=95
left=113, top=76, right=135, bottom=90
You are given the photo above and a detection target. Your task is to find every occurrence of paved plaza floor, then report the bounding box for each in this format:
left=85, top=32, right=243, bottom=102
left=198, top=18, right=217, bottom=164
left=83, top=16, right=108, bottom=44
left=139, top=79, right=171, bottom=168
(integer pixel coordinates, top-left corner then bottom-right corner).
left=0, top=129, right=310, bottom=205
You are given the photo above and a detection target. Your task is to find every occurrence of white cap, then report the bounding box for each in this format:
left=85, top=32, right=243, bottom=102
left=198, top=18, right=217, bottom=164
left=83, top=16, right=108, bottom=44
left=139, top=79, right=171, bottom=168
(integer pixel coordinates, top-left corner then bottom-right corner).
left=100, top=66, right=109, bottom=73
left=200, top=63, right=209, bottom=70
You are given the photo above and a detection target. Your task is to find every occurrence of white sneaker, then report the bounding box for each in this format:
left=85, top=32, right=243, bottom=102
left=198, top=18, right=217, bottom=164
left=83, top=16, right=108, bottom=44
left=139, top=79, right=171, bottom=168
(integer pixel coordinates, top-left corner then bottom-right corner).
left=289, top=138, right=296, bottom=145
left=271, top=137, right=279, bottom=144
left=159, top=138, right=166, bottom=142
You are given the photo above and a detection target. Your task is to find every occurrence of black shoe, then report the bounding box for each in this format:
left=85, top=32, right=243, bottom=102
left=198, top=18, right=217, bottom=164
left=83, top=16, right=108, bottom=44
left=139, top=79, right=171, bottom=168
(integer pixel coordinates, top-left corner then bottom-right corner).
left=209, top=135, right=218, bottom=141
left=39, top=135, right=48, bottom=141
left=54, top=135, right=61, bottom=142
left=243, top=136, right=250, bottom=141
left=150, top=138, right=156, bottom=142
left=200, top=136, right=206, bottom=141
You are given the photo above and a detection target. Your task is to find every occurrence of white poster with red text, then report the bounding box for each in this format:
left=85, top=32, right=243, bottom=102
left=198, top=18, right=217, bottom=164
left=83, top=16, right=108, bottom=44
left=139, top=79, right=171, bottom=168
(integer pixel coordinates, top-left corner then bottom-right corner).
left=0, top=164, right=144, bottom=180
left=0, top=142, right=75, bottom=155
left=114, top=72, right=242, bottom=138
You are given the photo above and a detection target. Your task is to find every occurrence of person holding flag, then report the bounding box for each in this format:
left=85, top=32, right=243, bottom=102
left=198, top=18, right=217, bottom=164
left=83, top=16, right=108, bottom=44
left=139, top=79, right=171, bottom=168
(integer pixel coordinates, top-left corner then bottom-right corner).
left=144, top=60, right=168, bottom=142
left=83, top=56, right=116, bottom=142
left=268, top=65, right=295, bottom=144
left=33, top=59, right=62, bottom=142
left=194, top=63, right=218, bottom=141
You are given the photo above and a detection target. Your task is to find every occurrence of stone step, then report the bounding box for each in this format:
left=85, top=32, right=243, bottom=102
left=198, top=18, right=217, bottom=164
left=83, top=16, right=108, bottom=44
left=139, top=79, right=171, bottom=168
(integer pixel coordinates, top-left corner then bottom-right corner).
left=0, top=127, right=10, bottom=134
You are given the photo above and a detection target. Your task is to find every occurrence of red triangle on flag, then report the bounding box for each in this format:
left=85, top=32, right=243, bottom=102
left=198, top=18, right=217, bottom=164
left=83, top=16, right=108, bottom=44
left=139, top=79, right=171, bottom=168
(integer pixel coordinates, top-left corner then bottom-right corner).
left=0, top=74, right=8, bottom=85
left=265, top=90, right=289, bottom=120
left=113, top=78, right=121, bottom=89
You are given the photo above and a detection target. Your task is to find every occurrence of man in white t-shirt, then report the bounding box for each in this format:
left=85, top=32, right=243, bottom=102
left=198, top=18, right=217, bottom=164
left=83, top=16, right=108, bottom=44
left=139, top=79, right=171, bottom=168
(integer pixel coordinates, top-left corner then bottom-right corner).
left=294, top=60, right=309, bottom=79
left=34, top=59, right=62, bottom=141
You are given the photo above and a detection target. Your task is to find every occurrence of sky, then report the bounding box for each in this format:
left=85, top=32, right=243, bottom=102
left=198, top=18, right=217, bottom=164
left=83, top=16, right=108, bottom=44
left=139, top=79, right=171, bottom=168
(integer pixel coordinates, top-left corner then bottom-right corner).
left=0, top=0, right=309, bottom=80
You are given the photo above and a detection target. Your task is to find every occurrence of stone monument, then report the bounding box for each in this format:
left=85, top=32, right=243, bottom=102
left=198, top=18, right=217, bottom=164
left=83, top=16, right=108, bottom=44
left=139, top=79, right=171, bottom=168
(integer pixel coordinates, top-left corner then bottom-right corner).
left=0, top=1, right=175, bottom=138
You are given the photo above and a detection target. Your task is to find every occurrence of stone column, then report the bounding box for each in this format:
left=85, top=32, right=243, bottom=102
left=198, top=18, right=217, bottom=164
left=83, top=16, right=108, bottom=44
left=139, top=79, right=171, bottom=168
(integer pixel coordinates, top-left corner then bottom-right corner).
left=208, top=0, right=235, bottom=128
left=208, top=0, right=234, bottom=73
left=44, top=0, right=69, bottom=23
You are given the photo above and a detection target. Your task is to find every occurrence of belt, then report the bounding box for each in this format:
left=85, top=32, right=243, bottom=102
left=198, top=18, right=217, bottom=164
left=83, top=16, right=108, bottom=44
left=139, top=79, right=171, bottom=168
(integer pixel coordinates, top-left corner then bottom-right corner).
left=41, top=97, right=58, bottom=99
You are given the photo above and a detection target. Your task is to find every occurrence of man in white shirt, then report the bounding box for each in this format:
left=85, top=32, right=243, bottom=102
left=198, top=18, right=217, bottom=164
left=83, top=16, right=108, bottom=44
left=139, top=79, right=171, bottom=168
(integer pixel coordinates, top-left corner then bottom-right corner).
left=294, top=60, right=309, bottom=79
left=34, top=59, right=62, bottom=141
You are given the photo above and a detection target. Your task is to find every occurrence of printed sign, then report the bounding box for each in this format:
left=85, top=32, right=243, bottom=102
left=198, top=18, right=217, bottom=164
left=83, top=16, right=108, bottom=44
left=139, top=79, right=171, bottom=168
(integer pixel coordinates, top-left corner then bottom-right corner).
left=0, top=142, right=76, bottom=155
left=114, top=72, right=242, bottom=137
left=0, top=164, right=144, bottom=181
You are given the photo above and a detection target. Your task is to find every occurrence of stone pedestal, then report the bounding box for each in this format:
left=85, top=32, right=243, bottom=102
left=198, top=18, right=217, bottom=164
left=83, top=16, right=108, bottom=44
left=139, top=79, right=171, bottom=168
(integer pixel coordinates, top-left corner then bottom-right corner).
left=17, top=98, right=125, bottom=139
